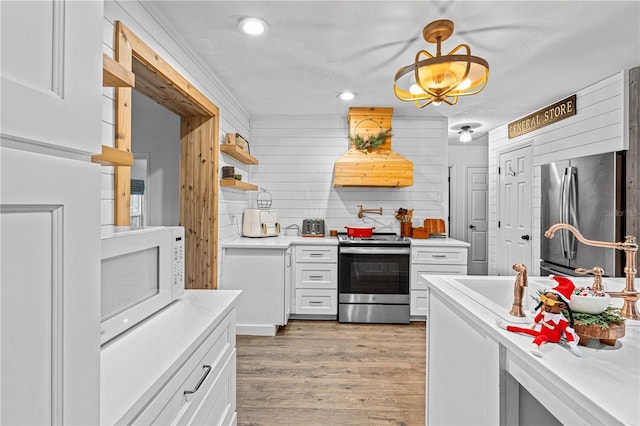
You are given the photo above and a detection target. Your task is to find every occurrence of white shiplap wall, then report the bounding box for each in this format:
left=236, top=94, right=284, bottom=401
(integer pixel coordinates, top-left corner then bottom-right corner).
left=101, top=0, right=252, bottom=240
left=488, top=71, right=629, bottom=275
left=246, top=115, right=449, bottom=235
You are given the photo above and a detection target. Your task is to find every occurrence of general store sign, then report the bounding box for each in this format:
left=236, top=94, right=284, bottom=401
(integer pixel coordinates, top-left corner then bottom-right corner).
left=508, top=94, right=577, bottom=139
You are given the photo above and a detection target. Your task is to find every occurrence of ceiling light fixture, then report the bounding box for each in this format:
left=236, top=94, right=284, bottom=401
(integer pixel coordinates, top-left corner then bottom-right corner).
left=337, top=91, right=356, bottom=101
left=238, top=17, right=268, bottom=36
left=393, top=19, right=489, bottom=108
left=458, top=125, right=473, bottom=143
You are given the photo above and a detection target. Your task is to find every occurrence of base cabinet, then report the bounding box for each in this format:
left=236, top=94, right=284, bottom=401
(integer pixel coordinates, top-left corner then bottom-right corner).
left=410, top=244, right=468, bottom=318
left=220, top=247, right=289, bottom=335
left=100, top=291, right=240, bottom=425
left=291, top=245, right=338, bottom=319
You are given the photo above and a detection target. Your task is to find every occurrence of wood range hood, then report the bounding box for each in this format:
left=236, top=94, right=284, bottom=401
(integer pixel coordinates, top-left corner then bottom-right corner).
left=333, top=107, right=413, bottom=188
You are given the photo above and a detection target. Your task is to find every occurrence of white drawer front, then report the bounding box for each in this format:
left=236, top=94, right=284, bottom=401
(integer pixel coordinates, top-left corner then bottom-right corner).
left=295, top=263, right=337, bottom=289
left=295, top=245, right=337, bottom=263
left=411, top=265, right=468, bottom=290
left=181, top=349, right=236, bottom=425
left=132, top=311, right=235, bottom=425
left=411, top=247, right=467, bottom=265
left=410, top=290, right=428, bottom=317
left=295, top=289, right=337, bottom=315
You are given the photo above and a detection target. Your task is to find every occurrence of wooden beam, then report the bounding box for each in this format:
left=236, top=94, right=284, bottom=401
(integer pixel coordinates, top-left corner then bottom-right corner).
left=102, top=53, right=135, bottom=87
left=91, top=145, right=133, bottom=166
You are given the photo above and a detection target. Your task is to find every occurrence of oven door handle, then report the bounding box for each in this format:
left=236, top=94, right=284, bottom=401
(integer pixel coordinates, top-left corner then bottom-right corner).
left=339, top=247, right=411, bottom=255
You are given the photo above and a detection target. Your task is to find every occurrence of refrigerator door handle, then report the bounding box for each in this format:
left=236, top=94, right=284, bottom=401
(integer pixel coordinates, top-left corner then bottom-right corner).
left=560, top=168, right=570, bottom=258
left=566, top=166, right=578, bottom=259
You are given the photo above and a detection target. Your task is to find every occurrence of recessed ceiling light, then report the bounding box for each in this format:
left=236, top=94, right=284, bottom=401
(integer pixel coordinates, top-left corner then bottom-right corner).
left=239, top=17, right=268, bottom=36
left=337, top=91, right=356, bottom=101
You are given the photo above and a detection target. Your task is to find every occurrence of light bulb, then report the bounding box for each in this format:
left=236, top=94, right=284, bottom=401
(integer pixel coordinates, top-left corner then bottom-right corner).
left=239, top=17, right=268, bottom=35
left=410, top=84, right=425, bottom=95
left=457, top=78, right=472, bottom=91
left=459, top=131, right=472, bottom=143
left=337, top=91, right=356, bottom=101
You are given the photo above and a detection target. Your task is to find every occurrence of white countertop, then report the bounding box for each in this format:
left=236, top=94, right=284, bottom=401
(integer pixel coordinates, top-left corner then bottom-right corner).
left=425, top=275, right=640, bottom=425
left=408, top=237, right=470, bottom=247
left=100, top=290, right=241, bottom=425
left=221, top=235, right=468, bottom=249
left=222, top=235, right=337, bottom=248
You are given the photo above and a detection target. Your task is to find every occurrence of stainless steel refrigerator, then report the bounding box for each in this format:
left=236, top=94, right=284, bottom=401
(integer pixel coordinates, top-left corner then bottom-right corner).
left=540, top=151, right=625, bottom=277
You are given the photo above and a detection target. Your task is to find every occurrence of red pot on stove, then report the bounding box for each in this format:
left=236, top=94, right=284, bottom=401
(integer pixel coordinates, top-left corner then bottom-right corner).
left=344, top=226, right=375, bottom=238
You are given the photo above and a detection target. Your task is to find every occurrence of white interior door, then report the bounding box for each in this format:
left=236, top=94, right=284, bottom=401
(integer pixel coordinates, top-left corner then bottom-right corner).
left=498, top=145, right=533, bottom=275
left=466, top=167, right=488, bottom=275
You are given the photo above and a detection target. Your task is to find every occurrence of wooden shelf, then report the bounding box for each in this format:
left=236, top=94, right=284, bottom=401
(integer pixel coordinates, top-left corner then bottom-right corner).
left=91, top=145, right=134, bottom=166
left=220, top=179, right=258, bottom=191
left=102, top=53, right=135, bottom=88
left=220, top=144, right=258, bottom=165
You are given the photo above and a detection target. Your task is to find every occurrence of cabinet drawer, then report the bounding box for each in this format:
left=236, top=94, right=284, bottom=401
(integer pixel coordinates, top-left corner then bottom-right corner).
left=411, top=265, right=467, bottom=290
left=295, top=263, right=337, bottom=289
left=410, top=290, right=428, bottom=317
left=181, top=349, right=236, bottom=425
left=411, top=247, right=467, bottom=265
left=295, top=245, right=337, bottom=263
left=295, top=289, right=337, bottom=315
left=132, top=311, right=235, bottom=425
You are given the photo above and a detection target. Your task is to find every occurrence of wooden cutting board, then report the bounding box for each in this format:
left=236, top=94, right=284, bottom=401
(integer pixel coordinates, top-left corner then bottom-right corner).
left=423, top=219, right=446, bottom=234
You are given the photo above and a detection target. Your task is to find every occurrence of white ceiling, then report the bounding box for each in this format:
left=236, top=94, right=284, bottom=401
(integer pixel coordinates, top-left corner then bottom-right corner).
left=140, top=1, right=640, bottom=139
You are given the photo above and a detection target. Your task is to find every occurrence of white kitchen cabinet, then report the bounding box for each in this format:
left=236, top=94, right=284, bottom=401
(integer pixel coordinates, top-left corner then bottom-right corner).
left=1, top=148, right=101, bottom=425
left=220, top=247, right=289, bottom=335
left=291, top=245, right=338, bottom=318
left=101, top=291, right=240, bottom=425
left=0, top=1, right=103, bottom=423
left=410, top=241, right=468, bottom=318
left=1, top=0, right=102, bottom=154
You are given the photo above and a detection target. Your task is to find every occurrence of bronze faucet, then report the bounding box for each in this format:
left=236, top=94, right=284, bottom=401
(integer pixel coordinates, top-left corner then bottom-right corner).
left=510, top=263, right=528, bottom=317
left=357, top=205, right=383, bottom=218
left=575, top=266, right=605, bottom=292
left=544, top=223, right=639, bottom=320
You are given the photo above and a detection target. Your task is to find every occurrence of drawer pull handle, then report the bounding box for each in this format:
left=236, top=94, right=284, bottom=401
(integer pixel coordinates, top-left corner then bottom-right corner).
left=431, top=254, right=447, bottom=258
left=184, top=365, right=212, bottom=396
left=309, top=275, right=323, bottom=280
left=309, top=253, right=323, bottom=257
left=309, top=300, right=323, bottom=304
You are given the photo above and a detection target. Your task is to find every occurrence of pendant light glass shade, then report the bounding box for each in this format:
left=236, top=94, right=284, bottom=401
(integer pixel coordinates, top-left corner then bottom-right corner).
left=394, top=20, right=489, bottom=108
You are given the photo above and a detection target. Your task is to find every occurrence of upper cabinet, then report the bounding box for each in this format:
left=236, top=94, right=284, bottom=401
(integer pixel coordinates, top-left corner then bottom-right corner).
left=0, top=0, right=102, bottom=155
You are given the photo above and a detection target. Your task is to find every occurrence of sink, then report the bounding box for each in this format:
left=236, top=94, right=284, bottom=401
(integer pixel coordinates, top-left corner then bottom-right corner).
left=442, top=276, right=552, bottom=324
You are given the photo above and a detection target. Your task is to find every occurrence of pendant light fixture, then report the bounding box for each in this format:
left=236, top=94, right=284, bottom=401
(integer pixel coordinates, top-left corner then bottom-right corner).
left=394, top=19, right=489, bottom=108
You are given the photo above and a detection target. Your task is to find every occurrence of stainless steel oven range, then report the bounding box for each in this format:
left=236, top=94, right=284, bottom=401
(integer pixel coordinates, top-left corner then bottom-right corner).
left=337, top=233, right=410, bottom=324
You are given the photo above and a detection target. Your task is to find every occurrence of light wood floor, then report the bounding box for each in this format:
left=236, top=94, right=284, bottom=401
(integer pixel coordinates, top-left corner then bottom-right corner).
left=236, top=320, right=426, bottom=426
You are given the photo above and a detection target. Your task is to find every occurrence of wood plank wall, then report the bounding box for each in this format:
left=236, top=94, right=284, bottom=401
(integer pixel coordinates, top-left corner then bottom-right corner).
left=101, top=1, right=251, bottom=236
left=488, top=71, right=628, bottom=275
left=246, top=115, right=448, bottom=234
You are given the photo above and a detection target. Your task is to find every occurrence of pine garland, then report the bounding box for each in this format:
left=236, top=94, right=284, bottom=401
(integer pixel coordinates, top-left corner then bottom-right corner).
left=572, top=306, right=625, bottom=329
left=349, top=129, right=392, bottom=152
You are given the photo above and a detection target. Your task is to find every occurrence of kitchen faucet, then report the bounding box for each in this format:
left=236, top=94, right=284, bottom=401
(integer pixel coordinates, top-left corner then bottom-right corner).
left=544, top=223, right=639, bottom=320
left=357, top=205, right=383, bottom=218
left=509, top=263, right=528, bottom=317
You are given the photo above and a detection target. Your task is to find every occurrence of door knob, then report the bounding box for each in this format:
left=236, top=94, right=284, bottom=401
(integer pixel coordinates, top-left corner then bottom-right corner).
left=469, top=224, right=476, bottom=229
left=521, top=235, right=530, bottom=240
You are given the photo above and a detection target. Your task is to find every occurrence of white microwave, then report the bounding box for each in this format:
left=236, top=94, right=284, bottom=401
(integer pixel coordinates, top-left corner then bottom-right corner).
left=100, top=226, right=184, bottom=344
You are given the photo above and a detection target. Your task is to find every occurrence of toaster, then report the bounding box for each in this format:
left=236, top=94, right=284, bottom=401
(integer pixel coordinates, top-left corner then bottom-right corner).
left=242, top=209, right=280, bottom=237
left=301, top=219, right=325, bottom=237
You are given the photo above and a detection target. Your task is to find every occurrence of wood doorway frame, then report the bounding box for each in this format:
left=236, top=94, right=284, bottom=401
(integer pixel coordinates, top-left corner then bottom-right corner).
left=113, top=21, right=219, bottom=289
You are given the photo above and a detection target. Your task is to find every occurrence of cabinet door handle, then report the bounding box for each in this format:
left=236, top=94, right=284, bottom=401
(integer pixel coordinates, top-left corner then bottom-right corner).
left=431, top=254, right=447, bottom=258
left=184, top=365, right=211, bottom=396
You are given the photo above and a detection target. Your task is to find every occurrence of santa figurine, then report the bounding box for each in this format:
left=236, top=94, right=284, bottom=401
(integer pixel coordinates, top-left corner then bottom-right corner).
left=496, top=276, right=582, bottom=358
